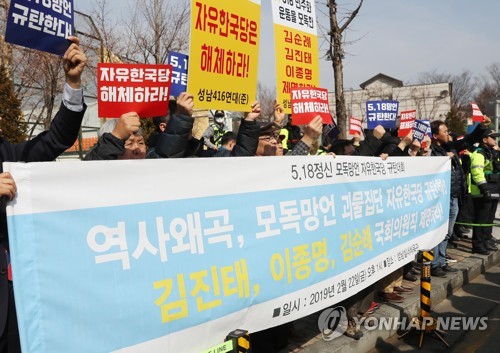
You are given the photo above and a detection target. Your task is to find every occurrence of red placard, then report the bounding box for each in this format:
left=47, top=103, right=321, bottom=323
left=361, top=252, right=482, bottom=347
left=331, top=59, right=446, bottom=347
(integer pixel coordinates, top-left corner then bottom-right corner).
left=290, top=87, right=332, bottom=125
left=471, top=102, right=484, bottom=123
left=349, top=116, right=362, bottom=136
left=398, top=110, right=416, bottom=137
left=97, top=63, right=172, bottom=118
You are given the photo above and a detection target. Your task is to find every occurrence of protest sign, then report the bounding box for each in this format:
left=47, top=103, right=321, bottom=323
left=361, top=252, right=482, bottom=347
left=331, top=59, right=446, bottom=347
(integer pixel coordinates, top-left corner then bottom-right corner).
left=398, top=110, right=416, bottom=137
left=7, top=156, right=450, bottom=353
left=412, top=120, right=431, bottom=143
left=188, top=0, right=260, bottom=111
left=167, top=51, right=188, bottom=97
left=366, top=100, right=399, bottom=129
left=471, top=102, right=484, bottom=123
left=5, top=0, right=73, bottom=56
left=97, top=63, right=172, bottom=118
left=272, top=0, right=319, bottom=113
left=323, top=120, right=341, bottom=143
left=290, top=87, right=331, bottom=125
left=349, top=117, right=363, bottom=136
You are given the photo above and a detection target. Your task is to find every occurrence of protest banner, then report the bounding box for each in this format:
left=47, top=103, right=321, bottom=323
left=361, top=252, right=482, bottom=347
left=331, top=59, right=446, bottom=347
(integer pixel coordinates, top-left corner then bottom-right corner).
left=471, top=102, right=484, bottom=123
left=5, top=0, right=74, bottom=56
left=167, top=51, right=189, bottom=97
left=366, top=100, right=399, bottom=130
left=290, top=87, right=331, bottom=125
left=187, top=0, right=260, bottom=111
left=6, top=156, right=450, bottom=353
left=412, top=119, right=431, bottom=143
left=349, top=116, right=363, bottom=136
left=272, top=0, right=320, bottom=114
left=97, top=63, right=172, bottom=118
left=398, top=110, right=416, bottom=137
left=323, top=120, right=341, bottom=143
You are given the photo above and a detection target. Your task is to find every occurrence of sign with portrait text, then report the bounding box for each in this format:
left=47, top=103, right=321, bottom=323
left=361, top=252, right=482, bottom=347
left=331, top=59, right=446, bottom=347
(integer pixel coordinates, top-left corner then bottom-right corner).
left=398, top=110, right=416, bottom=137
left=5, top=0, right=74, bottom=56
left=272, top=0, right=319, bottom=114
left=349, top=117, right=363, bottom=136
left=187, top=0, right=260, bottom=111
left=97, top=63, right=172, bottom=118
left=290, top=87, right=331, bottom=125
left=366, top=100, right=399, bottom=130
left=167, top=52, right=189, bottom=97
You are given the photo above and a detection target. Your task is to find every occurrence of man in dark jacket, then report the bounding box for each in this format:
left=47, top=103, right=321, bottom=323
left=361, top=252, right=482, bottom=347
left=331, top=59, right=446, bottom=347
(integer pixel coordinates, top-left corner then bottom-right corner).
left=0, top=36, right=87, bottom=353
left=429, top=119, right=489, bottom=277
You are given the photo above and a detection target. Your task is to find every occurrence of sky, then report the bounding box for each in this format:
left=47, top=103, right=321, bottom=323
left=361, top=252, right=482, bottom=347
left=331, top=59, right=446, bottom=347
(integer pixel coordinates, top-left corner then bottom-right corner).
left=76, top=0, right=500, bottom=92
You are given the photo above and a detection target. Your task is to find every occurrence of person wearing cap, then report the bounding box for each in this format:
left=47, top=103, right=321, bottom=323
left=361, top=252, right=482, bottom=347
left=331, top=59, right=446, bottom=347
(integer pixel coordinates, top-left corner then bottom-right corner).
left=202, top=110, right=228, bottom=154
left=469, top=128, right=500, bottom=255
left=429, top=118, right=490, bottom=277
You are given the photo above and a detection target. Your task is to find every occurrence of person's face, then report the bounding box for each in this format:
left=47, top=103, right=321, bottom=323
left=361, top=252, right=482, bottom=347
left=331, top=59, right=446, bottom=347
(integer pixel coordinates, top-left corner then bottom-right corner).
left=484, top=135, right=498, bottom=148
left=256, top=134, right=278, bottom=156
left=433, top=124, right=449, bottom=144
left=118, top=134, right=146, bottom=160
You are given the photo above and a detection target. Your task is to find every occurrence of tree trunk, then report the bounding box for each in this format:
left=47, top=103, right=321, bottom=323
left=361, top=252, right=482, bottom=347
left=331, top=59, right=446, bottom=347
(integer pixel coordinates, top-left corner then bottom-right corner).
left=327, top=0, right=363, bottom=138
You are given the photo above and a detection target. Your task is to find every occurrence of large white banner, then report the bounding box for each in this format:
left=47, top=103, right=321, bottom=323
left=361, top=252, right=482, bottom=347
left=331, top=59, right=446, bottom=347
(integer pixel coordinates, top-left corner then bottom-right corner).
left=5, top=156, right=450, bottom=353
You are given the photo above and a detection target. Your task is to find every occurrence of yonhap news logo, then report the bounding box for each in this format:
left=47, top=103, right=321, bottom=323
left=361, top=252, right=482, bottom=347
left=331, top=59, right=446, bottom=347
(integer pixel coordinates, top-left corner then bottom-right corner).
left=317, top=306, right=348, bottom=341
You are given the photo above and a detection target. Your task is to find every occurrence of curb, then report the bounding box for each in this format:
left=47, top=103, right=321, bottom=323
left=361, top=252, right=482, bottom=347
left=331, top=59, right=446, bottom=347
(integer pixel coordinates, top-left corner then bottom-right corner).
left=286, top=243, right=500, bottom=353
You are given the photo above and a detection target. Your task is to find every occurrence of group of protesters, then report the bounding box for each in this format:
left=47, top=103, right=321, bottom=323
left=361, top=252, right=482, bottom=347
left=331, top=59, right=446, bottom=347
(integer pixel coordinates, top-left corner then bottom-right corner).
left=1, top=39, right=499, bottom=352
left=83, top=81, right=500, bottom=346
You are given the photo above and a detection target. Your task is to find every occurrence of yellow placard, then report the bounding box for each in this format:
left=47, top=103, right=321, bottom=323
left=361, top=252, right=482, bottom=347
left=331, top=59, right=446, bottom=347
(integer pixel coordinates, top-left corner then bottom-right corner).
left=188, top=0, right=261, bottom=112
left=274, top=24, right=319, bottom=114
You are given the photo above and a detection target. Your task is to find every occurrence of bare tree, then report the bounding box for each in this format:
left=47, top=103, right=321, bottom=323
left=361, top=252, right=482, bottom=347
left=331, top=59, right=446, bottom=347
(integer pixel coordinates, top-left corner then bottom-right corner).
left=124, top=0, right=190, bottom=64
left=418, top=70, right=476, bottom=110
left=256, top=82, right=276, bottom=121
left=326, top=0, right=364, bottom=137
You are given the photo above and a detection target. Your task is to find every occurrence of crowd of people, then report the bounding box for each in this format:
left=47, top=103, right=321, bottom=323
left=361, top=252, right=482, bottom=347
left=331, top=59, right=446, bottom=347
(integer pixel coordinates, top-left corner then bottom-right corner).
left=0, top=39, right=499, bottom=352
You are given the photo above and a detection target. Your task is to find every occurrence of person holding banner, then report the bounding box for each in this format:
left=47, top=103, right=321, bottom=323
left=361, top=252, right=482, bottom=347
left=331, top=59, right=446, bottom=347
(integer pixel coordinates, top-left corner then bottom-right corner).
left=429, top=119, right=490, bottom=276
left=0, top=36, right=87, bottom=353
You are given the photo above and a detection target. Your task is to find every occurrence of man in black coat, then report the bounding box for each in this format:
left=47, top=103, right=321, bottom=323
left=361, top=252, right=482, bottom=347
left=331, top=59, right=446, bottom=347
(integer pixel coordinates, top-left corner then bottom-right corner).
left=0, top=36, right=87, bottom=352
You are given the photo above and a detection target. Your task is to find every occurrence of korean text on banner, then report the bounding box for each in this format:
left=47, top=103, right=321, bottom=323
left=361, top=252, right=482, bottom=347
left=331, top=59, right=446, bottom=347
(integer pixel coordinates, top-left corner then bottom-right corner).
left=272, top=0, right=319, bottom=114
left=5, top=0, right=74, bottom=56
left=187, top=0, right=260, bottom=111
left=366, top=100, right=399, bottom=130
left=349, top=117, right=363, bottom=136
left=398, top=110, right=416, bottom=137
left=291, top=87, right=331, bottom=125
left=97, top=63, right=172, bottom=118
left=6, top=156, right=450, bottom=353
left=168, top=52, right=189, bottom=97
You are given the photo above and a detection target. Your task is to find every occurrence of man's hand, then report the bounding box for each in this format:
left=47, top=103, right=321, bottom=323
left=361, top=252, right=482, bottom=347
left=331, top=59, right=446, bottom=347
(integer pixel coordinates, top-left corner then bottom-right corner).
left=112, top=112, right=141, bottom=140
left=409, top=139, right=421, bottom=156
left=245, top=101, right=261, bottom=121
left=63, top=36, right=87, bottom=89
left=273, top=100, right=286, bottom=126
left=0, top=172, right=16, bottom=201
left=398, top=131, right=413, bottom=148
left=482, top=115, right=492, bottom=126
left=301, top=115, right=322, bottom=147
left=373, top=125, right=386, bottom=140
left=175, top=92, right=194, bottom=116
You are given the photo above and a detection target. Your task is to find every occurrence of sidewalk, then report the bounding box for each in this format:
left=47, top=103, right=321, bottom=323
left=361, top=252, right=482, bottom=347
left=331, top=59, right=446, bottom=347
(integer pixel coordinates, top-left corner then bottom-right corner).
left=277, top=227, right=500, bottom=353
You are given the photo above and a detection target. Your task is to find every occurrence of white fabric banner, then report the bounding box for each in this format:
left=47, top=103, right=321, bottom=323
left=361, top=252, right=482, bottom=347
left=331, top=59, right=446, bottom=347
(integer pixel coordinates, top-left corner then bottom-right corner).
left=5, top=155, right=450, bottom=353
